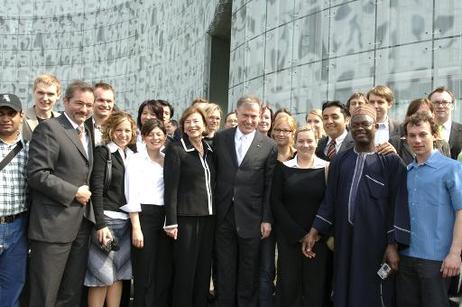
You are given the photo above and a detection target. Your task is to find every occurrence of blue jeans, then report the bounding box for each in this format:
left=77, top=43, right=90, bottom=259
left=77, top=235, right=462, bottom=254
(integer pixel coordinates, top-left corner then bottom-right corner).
left=0, top=214, right=28, bottom=307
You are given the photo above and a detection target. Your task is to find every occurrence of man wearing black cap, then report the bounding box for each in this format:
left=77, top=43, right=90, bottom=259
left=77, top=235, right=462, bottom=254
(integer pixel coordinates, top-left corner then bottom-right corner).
left=0, top=94, right=29, bottom=306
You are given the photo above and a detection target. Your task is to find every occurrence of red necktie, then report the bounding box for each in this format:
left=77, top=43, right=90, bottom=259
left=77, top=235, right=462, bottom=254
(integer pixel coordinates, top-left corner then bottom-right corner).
left=327, top=139, right=336, bottom=160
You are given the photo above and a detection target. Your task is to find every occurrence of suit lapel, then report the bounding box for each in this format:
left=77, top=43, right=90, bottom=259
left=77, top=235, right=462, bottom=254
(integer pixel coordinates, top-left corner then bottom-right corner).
left=339, top=132, right=354, bottom=152
left=225, top=127, right=239, bottom=168
left=58, top=115, right=89, bottom=161
left=240, top=131, right=263, bottom=167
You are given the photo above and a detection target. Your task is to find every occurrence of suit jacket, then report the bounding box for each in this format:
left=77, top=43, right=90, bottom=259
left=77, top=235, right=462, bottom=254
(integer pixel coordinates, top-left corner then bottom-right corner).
left=388, top=118, right=401, bottom=138
left=22, top=106, right=61, bottom=142
left=389, top=134, right=451, bottom=165
left=27, top=115, right=95, bottom=243
left=449, top=121, right=462, bottom=159
left=90, top=145, right=127, bottom=230
left=213, top=127, right=277, bottom=239
left=315, top=132, right=354, bottom=161
left=164, top=137, right=216, bottom=226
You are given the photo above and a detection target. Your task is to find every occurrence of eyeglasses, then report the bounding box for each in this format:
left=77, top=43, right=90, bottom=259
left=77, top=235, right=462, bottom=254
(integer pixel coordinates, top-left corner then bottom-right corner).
left=273, top=128, right=293, bottom=134
left=431, top=100, right=452, bottom=106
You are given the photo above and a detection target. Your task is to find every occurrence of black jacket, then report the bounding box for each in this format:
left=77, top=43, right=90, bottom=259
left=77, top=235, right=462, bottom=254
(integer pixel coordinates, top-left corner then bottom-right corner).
left=164, top=137, right=216, bottom=226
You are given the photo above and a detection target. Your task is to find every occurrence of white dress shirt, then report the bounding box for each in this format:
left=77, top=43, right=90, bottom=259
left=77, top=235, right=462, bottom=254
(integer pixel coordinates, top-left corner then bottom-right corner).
left=64, top=112, right=89, bottom=157
left=374, top=117, right=390, bottom=145
left=235, top=128, right=256, bottom=165
left=122, top=150, right=164, bottom=213
left=324, top=129, right=348, bottom=155
left=441, top=119, right=452, bottom=142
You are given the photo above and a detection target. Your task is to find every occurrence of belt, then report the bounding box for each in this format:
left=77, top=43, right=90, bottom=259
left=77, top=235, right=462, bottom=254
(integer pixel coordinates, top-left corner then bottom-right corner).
left=0, top=212, right=24, bottom=224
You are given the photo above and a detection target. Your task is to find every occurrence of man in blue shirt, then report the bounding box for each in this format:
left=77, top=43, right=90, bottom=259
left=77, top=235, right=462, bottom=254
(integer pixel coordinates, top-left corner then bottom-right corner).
left=398, top=111, right=462, bottom=307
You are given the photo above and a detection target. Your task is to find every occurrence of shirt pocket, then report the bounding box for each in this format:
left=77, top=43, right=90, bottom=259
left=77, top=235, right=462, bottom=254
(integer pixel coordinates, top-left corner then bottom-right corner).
left=365, top=174, right=386, bottom=199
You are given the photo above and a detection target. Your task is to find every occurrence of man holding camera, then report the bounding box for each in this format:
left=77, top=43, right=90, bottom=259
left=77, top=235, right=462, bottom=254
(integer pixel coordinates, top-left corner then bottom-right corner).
left=304, top=104, right=410, bottom=307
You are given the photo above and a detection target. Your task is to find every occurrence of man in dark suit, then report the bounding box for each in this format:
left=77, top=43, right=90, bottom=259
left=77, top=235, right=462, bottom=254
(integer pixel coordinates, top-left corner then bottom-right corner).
left=316, top=100, right=354, bottom=161
left=213, top=96, right=277, bottom=307
left=428, top=86, right=462, bottom=160
left=27, top=80, right=96, bottom=307
left=84, top=81, right=115, bottom=147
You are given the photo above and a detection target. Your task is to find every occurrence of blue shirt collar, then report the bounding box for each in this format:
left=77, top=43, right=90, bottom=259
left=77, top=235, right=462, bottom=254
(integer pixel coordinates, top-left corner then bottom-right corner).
left=408, top=150, right=439, bottom=170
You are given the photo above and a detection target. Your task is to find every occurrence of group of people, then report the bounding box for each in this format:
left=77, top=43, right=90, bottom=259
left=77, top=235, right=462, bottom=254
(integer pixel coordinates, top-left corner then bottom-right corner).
left=0, top=73, right=461, bottom=307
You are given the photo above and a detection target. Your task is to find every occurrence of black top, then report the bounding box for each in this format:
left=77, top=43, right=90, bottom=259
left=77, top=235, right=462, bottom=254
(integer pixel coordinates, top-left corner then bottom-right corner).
left=164, top=137, right=216, bottom=226
left=271, top=161, right=326, bottom=244
left=90, top=145, right=127, bottom=230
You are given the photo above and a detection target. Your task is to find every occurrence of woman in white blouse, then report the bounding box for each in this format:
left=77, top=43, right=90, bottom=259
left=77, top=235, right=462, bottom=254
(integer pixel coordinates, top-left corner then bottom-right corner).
left=123, top=119, right=172, bottom=307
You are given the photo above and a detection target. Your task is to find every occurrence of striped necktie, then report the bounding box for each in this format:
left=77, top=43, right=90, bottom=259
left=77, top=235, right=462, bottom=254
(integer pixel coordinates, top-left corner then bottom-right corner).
left=327, top=139, right=336, bottom=160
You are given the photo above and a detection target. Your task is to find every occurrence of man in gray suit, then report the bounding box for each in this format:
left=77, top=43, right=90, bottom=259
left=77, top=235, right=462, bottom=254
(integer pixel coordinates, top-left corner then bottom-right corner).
left=213, top=96, right=277, bottom=307
left=27, top=80, right=96, bottom=307
left=22, top=74, right=62, bottom=142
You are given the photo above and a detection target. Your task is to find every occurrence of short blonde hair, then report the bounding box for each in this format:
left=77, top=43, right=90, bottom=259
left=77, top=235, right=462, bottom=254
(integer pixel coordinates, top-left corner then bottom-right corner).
left=33, top=74, right=62, bottom=96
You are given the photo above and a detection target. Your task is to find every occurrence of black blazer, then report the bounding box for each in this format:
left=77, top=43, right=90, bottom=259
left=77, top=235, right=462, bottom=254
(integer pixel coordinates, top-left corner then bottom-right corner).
left=84, top=117, right=96, bottom=149
left=315, top=132, right=354, bottom=161
left=27, top=115, right=95, bottom=243
left=164, top=137, right=216, bottom=226
left=449, top=121, right=462, bottom=159
left=213, top=127, right=277, bottom=239
left=90, top=145, right=127, bottom=230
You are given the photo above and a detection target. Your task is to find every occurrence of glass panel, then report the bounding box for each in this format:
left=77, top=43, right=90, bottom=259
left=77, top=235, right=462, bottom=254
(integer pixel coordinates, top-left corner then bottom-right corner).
left=294, top=0, right=328, bottom=18
left=434, top=36, right=462, bottom=121
left=327, top=51, right=374, bottom=103
left=266, top=0, right=295, bottom=30
left=264, top=21, right=293, bottom=73
left=376, top=41, right=432, bottom=122
left=245, top=35, right=265, bottom=80
left=231, top=6, right=246, bottom=51
left=434, top=0, right=462, bottom=39
left=246, top=0, right=266, bottom=40
left=328, top=0, right=375, bottom=58
left=376, top=0, right=432, bottom=48
left=229, top=44, right=246, bottom=87
left=293, top=10, right=328, bottom=65
left=263, top=68, right=292, bottom=110
left=292, top=60, right=328, bottom=116
left=243, top=76, right=264, bottom=98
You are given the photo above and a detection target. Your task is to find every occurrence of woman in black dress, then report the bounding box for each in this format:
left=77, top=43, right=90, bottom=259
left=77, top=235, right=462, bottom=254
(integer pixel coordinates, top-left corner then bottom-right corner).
left=271, top=126, right=331, bottom=307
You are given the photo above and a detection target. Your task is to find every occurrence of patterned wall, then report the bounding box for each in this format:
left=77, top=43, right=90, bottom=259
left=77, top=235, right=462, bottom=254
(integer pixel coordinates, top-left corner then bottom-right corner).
left=0, top=0, right=461, bottom=122
left=0, top=0, right=220, bottom=114
left=229, top=0, right=462, bottom=123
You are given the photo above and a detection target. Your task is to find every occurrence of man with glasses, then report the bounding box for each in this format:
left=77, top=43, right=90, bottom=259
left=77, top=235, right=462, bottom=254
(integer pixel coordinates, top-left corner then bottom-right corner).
left=27, top=80, right=96, bottom=307
left=428, top=87, right=462, bottom=159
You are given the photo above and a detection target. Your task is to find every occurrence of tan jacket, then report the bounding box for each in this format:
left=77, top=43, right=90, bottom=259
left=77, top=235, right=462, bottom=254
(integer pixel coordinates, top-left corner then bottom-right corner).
left=22, top=106, right=61, bottom=142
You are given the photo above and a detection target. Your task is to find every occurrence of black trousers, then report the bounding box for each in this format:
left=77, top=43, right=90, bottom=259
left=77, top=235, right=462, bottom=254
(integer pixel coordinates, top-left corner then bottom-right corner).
left=397, top=255, right=451, bottom=307
left=276, top=230, right=331, bottom=307
left=172, top=215, right=215, bottom=307
left=29, top=218, right=92, bottom=307
left=215, top=208, right=261, bottom=307
left=132, top=205, right=172, bottom=307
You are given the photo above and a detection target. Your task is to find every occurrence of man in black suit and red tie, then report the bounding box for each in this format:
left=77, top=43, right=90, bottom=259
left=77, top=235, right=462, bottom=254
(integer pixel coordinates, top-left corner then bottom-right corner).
left=213, top=96, right=277, bottom=307
left=27, top=80, right=96, bottom=307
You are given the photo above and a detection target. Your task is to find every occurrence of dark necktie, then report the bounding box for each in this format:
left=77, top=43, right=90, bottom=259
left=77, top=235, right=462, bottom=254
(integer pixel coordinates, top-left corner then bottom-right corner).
left=327, top=139, right=336, bottom=160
